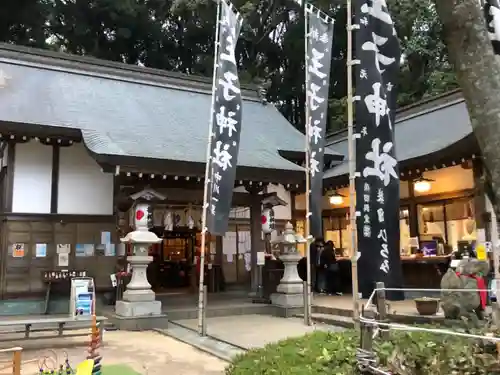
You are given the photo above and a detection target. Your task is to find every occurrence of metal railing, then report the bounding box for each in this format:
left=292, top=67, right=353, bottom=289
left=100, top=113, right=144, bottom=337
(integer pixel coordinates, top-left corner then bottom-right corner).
left=356, top=282, right=500, bottom=374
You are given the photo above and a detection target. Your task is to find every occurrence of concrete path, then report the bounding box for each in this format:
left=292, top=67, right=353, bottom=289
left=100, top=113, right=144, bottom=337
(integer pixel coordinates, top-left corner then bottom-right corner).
left=175, top=314, right=344, bottom=349
left=7, top=331, right=226, bottom=375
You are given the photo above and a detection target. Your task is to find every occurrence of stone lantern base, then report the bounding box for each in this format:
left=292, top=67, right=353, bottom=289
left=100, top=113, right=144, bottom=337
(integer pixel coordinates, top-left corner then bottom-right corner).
left=114, top=255, right=162, bottom=317
left=270, top=252, right=304, bottom=308
left=114, top=229, right=165, bottom=329
left=271, top=291, right=304, bottom=308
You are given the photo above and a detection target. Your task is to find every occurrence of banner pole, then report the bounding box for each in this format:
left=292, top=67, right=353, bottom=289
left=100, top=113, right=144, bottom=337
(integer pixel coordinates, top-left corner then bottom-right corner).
left=198, top=0, right=222, bottom=336
left=346, top=0, right=360, bottom=329
left=304, top=3, right=313, bottom=327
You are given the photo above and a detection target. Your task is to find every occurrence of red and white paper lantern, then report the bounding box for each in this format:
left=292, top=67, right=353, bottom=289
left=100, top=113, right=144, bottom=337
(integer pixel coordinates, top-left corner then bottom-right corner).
left=261, top=207, right=275, bottom=234
left=134, top=203, right=152, bottom=230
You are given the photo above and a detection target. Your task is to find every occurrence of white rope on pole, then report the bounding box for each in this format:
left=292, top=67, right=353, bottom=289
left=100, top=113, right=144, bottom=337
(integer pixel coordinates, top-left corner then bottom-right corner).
left=364, top=287, right=495, bottom=308
left=346, top=0, right=361, bottom=329
left=360, top=317, right=500, bottom=343
left=197, top=0, right=222, bottom=336
left=303, top=1, right=313, bottom=327
left=304, top=2, right=335, bottom=24
left=367, top=365, right=392, bottom=375
left=360, top=286, right=500, bottom=344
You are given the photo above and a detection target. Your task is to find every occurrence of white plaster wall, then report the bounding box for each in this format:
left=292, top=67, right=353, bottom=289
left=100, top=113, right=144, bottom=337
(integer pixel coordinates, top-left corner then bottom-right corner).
left=58, top=143, right=114, bottom=215
left=266, top=183, right=291, bottom=220
left=12, top=141, right=53, bottom=213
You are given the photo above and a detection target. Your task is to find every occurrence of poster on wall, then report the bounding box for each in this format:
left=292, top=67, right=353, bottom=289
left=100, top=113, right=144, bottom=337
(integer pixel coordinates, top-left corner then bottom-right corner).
left=223, top=232, right=237, bottom=263
left=69, top=277, right=95, bottom=319
left=84, top=244, right=95, bottom=256
left=58, top=253, right=69, bottom=267
left=35, top=243, right=47, bottom=258
left=57, top=244, right=71, bottom=254
left=75, top=244, right=86, bottom=257
left=104, top=244, right=116, bottom=256
left=100, top=231, right=111, bottom=245
left=12, top=243, right=24, bottom=258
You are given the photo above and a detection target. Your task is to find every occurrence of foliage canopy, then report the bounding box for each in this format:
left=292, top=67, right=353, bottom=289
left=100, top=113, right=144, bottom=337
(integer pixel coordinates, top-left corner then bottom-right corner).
left=0, top=0, right=458, bottom=132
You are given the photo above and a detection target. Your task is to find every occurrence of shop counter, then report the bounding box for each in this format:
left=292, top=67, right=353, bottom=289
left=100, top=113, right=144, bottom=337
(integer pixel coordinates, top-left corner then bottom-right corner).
left=334, top=255, right=451, bottom=292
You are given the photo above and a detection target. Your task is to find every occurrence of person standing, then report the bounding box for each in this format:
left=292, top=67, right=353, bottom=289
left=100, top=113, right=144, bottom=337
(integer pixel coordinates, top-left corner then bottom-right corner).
left=322, top=241, right=342, bottom=295
left=310, top=238, right=326, bottom=293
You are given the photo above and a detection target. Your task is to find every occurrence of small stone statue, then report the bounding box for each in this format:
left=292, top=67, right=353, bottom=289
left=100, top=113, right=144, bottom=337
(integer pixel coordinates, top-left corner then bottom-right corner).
left=441, top=259, right=490, bottom=325
left=163, top=211, right=173, bottom=231
left=187, top=215, right=194, bottom=229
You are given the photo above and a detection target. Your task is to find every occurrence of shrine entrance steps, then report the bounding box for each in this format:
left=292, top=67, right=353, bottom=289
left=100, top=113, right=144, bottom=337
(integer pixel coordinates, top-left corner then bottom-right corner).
left=308, top=294, right=446, bottom=327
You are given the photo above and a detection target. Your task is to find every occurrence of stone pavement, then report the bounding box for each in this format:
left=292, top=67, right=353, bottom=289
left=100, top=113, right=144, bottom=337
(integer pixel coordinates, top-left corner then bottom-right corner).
left=174, top=314, right=344, bottom=349
left=10, top=331, right=226, bottom=375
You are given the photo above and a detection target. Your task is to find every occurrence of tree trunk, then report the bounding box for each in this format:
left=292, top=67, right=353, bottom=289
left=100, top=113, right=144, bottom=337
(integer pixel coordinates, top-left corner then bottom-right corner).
left=434, top=0, right=500, bottom=318
left=434, top=0, right=500, bottom=213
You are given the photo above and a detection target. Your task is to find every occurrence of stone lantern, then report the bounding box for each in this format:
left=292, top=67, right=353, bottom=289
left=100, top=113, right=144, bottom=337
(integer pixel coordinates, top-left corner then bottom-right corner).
left=115, top=202, right=163, bottom=319
left=270, top=222, right=307, bottom=308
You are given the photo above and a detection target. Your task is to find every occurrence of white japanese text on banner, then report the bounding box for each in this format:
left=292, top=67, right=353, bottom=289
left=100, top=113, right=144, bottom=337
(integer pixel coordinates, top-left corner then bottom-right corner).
left=207, top=0, right=243, bottom=236
left=354, top=0, right=403, bottom=300
left=305, top=6, right=335, bottom=238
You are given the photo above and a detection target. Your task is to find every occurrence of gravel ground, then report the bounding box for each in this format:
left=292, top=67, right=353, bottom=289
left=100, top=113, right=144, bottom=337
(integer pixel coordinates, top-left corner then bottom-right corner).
left=1, top=330, right=227, bottom=375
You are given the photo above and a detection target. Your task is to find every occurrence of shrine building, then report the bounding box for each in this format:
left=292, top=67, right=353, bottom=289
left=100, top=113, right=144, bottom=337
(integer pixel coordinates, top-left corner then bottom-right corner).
left=294, top=89, right=493, bottom=295
left=0, top=42, right=490, bottom=314
left=0, top=43, right=343, bottom=314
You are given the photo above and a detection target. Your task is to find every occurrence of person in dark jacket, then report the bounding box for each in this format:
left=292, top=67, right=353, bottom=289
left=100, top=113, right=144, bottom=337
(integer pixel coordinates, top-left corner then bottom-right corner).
left=309, top=238, right=326, bottom=293
left=321, top=240, right=342, bottom=295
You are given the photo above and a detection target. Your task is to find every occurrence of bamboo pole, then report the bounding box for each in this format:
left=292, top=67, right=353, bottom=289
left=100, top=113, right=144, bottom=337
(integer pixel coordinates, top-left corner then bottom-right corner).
left=0, top=347, right=22, bottom=375
left=12, top=349, right=21, bottom=375
left=346, top=0, right=360, bottom=329
left=87, top=294, right=102, bottom=375
left=492, top=235, right=500, bottom=355
left=198, top=0, right=222, bottom=336
left=304, top=3, right=313, bottom=327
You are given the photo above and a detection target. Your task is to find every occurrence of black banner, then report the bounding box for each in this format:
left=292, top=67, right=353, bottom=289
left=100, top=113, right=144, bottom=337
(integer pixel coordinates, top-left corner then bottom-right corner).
left=206, top=0, right=243, bottom=236
left=354, top=0, right=403, bottom=299
left=485, top=0, right=500, bottom=55
left=305, top=6, right=335, bottom=238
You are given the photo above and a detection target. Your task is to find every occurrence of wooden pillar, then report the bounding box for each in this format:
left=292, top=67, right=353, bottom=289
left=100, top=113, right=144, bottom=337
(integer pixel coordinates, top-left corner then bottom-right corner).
left=248, top=186, right=263, bottom=294
left=0, top=143, right=15, bottom=299
left=50, top=145, right=60, bottom=213
left=290, top=190, right=297, bottom=227
left=215, top=235, right=223, bottom=265
left=407, top=178, right=419, bottom=238
left=473, top=159, right=491, bottom=240
left=4, top=142, right=15, bottom=213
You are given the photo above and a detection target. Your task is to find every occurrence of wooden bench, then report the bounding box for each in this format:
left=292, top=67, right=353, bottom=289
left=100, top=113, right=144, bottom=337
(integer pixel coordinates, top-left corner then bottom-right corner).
left=0, top=316, right=107, bottom=344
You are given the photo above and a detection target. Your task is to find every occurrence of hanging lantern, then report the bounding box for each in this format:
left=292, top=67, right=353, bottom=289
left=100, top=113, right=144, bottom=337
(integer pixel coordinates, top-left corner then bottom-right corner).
left=329, top=191, right=345, bottom=205
left=414, top=177, right=433, bottom=193
left=261, top=207, right=276, bottom=234
left=134, top=203, right=153, bottom=231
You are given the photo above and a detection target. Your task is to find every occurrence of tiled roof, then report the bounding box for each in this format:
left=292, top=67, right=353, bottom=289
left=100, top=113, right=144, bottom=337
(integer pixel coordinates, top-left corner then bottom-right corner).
left=0, top=43, right=342, bottom=172
left=324, top=94, right=473, bottom=180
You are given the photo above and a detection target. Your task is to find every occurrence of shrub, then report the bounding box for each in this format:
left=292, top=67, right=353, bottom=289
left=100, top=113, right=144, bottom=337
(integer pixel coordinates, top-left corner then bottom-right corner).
left=225, top=330, right=358, bottom=375
left=226, top=328, right=500, bottom=375
left=376, top=330, right=500, bottom=374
